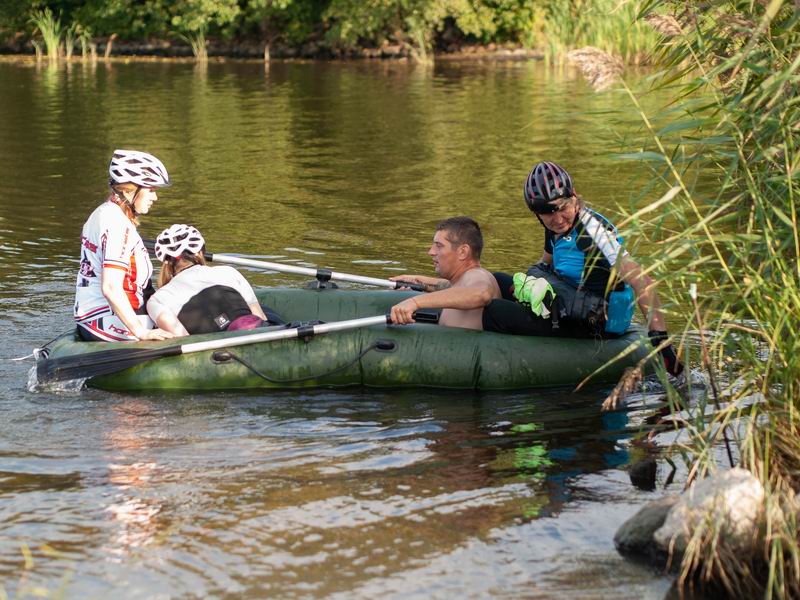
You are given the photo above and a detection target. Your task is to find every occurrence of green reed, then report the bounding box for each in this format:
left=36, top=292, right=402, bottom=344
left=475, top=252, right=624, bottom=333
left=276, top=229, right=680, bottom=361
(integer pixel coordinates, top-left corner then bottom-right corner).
left=537, top=0, right=662, bottom=64
left=178, top=30, right=208, bottom=62
left=63, top=23, right=78, bottom=61
left=29, top=8, right=63, bottom=61
left=620, top=0, right=800, bottom=596
left=76, top=25, right=93, bottom=60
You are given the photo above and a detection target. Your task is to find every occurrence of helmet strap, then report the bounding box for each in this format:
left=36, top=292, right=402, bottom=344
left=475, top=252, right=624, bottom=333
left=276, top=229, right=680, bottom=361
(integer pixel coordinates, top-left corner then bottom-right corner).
left=111, top=185, right=140, bottom=211
left=129, top=186, right=143, bottom=216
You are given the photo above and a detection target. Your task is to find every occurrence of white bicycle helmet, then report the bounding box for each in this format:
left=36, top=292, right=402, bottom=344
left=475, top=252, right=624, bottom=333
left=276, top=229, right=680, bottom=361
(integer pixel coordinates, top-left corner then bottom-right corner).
left=109, top=149, right=171, bottom=188
left=154, top=224, right=205, bottom=262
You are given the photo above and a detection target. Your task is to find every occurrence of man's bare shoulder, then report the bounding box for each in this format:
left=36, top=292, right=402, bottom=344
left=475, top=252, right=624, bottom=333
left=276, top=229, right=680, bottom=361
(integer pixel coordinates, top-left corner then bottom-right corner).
left=456, top=267, right=499, bottom=289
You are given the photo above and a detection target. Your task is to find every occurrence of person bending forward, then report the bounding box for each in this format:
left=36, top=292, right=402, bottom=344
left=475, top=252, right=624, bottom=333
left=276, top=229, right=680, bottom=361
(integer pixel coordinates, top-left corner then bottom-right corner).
left=147, top=224, right=270, bottom=336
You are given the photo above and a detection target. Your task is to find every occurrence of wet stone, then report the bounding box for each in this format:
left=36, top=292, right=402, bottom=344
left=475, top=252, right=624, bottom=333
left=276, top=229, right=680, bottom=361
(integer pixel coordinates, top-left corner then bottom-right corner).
left=614, top=495, right=679, bottom=564
left=629, top=457, right=658, bottom=491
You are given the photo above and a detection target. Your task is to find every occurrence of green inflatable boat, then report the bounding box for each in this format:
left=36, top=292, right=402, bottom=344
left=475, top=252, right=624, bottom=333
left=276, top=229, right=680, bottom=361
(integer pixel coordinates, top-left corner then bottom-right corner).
left=39, top=288, right=654, bottom=391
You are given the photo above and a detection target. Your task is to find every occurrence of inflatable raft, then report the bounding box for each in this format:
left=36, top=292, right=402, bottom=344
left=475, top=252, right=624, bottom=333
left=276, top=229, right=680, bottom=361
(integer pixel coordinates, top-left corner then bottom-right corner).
left=40, top=288, right=654, bottom=391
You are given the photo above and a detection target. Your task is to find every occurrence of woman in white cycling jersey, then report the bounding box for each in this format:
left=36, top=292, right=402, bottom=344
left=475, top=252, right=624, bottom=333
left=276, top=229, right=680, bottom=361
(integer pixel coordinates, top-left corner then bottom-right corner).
left=74, top=150, right=175, bottom=342
left=147, top=224, right=270, bottom=336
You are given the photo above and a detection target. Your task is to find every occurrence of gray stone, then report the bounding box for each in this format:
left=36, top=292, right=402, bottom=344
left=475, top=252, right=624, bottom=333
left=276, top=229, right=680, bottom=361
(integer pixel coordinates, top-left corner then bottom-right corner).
left=654, top=467, right=763, bottom=556
left=614, top=495, right=679, bottom=562
left=629, top=457, right=658, bottom=491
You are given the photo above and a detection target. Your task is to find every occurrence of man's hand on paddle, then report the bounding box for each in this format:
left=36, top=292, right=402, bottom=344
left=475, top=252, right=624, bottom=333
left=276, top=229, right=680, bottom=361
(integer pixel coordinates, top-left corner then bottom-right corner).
left=390, top=297, right=420, bottom=325
left=390, top=274, right=426, bottom=291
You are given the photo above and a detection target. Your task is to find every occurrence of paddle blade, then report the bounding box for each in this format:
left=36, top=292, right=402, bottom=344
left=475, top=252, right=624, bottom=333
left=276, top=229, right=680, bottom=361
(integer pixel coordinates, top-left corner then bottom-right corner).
left=36, top=345, right=183, bottom=384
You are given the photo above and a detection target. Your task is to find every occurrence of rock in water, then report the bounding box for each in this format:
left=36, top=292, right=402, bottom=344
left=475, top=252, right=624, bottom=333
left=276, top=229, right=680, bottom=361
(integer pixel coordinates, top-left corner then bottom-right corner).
left=614, top=495, right=679, bottom=563
left=629, top=457, right=658, bottom=491
left=654, top=467, right=764, bottom=556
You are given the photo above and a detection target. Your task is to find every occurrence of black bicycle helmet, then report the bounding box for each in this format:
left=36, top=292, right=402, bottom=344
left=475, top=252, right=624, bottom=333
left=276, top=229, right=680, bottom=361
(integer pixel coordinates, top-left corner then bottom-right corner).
left=523, top=161, right=574, bottom=213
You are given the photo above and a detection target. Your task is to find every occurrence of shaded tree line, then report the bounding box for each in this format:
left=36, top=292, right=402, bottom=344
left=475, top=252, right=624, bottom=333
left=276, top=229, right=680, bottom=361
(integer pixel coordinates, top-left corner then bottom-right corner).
left=0, top=0, right=544, bottom=57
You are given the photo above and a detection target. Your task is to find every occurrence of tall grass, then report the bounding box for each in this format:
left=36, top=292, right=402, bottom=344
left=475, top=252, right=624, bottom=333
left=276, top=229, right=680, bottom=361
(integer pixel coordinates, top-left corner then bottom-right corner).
left=31, top=39, right=42, bottom=61
left=535, top=0, right=663, bottom=64
left=179, top=30, right=208, bottom=62
left=29, top=8, right=63, bottom=61
left=621, top=0, right=800, bottom=596
left=63, top=23, right=77, bottom=60
left=76, top=25, right=94, bottom=60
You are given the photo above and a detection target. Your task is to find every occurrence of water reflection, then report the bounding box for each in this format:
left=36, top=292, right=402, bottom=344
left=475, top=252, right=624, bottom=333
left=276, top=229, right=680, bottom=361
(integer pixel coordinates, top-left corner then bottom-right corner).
left=0, top=379, right=676, bottom=597
left=103, top=400, right=167, bottom=554
left=0, top=59, right=670, bottom=287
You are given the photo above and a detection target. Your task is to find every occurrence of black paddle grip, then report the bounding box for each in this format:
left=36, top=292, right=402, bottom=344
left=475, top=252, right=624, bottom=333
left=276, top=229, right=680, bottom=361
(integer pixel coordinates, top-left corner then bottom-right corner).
left=296, top=324, right=316, bottom=338
left=394, top=280, right=426, bottom=292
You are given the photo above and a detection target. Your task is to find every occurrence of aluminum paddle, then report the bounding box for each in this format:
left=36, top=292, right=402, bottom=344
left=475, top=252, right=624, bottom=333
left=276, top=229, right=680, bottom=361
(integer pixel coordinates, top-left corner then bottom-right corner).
left=37, top=315, right=391, bottom=384
left=143, top=240, right=425, bottom=291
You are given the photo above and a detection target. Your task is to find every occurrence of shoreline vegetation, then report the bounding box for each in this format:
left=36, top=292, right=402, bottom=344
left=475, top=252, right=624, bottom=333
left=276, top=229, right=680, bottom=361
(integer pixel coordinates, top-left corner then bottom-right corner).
left=613, top=1, right=800, bottom=598
left=0, top=39, right=544, bottom=62
left=3, top=0, right=799, bottom=599
left=1, top=1, right=660, bottom=65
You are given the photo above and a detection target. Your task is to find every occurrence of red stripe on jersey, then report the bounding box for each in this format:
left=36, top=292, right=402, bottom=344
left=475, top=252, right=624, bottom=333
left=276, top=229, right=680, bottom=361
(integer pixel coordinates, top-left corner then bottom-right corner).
left=123, top=251, right=140, bottom=310
left=75, top=305, right=111, bottom=321
left=102, top=262, right=128, bottom=270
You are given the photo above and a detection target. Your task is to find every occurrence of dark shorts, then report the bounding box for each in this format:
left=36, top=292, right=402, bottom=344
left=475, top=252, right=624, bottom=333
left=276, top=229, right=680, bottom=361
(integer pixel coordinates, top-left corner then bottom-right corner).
left=482, top=298, right=592, bottom=338
left=483, top=272, right=606, bottom=339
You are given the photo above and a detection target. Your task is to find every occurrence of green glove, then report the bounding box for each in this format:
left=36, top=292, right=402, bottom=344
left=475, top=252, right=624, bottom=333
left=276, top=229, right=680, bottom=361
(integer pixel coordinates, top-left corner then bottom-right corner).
left=512, top=272, right=554, bottom=318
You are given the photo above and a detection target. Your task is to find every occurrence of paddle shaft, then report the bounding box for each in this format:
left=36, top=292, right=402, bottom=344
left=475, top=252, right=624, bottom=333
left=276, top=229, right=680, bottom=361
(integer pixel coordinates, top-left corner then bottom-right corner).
left=179, top=315, right=390, bottom=355
left=37, top=315, right=392, bottom=384
left=143, top=239, right=425, bottom=291
left=211, top=253, right=425, bottom=291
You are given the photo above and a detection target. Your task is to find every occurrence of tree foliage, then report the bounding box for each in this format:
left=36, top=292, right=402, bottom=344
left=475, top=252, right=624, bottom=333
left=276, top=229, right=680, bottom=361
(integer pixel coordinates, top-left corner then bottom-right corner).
left=322, top=0, right=538, bottom=50
left=0, top=0, right=658, bottom=60
left=0, top=0, right=542, bottom=48
left=170, top=0, right=240, bottom=36
left=241, top=0, right=327, bottom=44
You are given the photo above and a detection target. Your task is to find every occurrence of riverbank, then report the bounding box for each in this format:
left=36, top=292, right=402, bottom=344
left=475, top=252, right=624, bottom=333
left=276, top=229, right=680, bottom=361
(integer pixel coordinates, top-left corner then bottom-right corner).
left=0, top=36, right=544, bottom=62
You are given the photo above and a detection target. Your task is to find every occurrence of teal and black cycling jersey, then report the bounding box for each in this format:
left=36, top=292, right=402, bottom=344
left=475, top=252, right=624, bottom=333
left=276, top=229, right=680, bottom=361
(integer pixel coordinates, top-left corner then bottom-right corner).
left=543, top=207, right=634, bottom=334
left=544, top=207, right=627, bottom=297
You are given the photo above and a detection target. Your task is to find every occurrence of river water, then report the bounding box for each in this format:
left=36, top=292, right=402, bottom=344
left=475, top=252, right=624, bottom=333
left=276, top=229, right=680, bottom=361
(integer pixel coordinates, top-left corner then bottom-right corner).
left=0, top=58, right=683, bottom=598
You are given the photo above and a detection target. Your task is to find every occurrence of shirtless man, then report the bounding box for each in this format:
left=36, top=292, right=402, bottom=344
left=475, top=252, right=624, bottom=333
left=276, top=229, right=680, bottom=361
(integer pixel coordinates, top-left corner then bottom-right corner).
left=389, top=216, right=501, bottom=330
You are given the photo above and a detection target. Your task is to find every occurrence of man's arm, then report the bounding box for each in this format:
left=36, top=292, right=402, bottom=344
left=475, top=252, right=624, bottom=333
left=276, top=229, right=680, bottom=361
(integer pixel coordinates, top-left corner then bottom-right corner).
left=390, top=270, right=496, bottom=325
left=389, top=274, right=451, bottom=292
